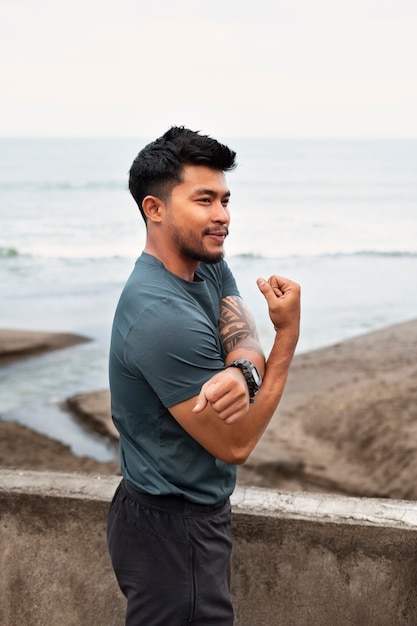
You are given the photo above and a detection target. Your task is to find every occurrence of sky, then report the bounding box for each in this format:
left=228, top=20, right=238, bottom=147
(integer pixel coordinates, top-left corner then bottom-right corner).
left=1, top=0, right=417, bottom=139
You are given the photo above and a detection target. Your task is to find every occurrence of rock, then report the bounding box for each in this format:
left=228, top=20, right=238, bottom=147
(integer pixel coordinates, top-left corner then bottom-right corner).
left=65, top=390, right=117, bottom=441
left=0, top=329, right=90, bottom=365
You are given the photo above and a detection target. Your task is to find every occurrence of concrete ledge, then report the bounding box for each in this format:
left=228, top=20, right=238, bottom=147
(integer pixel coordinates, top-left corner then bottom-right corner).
left=231, top=484, right=417, bottom=528
left=0, top=468, right=120, bottom=501
left=4, top=469, right=417, bottom=528
left=2, top=470, right=417, bottom=625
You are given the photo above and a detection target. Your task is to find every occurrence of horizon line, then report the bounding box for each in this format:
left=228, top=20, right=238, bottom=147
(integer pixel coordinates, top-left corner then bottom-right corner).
left=1, top=135, right=417, bottom=141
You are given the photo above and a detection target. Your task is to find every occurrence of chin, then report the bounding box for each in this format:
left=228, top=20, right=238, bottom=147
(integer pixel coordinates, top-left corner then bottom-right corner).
left=182, top=243, right=225, bottom=265
left=201, top=251, right=224, bottom=264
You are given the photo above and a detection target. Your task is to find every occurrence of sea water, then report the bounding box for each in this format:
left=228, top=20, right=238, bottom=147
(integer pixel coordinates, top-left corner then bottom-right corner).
left=1, top=138, right=416, bottom=459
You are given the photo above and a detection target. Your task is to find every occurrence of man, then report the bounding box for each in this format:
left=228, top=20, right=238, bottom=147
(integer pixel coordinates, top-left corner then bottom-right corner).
left=107, top=126, right=300, bottom=625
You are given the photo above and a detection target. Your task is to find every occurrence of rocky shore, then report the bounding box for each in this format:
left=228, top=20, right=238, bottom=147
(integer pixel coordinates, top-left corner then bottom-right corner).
left=1, top=321, right=416, bottom=499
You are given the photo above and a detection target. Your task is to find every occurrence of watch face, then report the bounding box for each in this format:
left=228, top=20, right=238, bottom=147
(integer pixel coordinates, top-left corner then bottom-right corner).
left=251, top=365, right=262, bottom=387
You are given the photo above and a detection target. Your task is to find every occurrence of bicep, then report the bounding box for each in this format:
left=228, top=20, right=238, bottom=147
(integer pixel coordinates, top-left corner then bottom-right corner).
left=219, top=295, right=265, bottom=371
left=219, top=295, right=259, bottom=352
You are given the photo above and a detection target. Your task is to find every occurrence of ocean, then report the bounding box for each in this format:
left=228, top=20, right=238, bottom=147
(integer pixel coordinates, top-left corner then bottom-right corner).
left=1, top=137, right=416, bottom=460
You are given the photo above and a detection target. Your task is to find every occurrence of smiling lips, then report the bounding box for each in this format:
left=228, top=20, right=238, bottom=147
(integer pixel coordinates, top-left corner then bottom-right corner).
left=204, top=228, right=229, bottom=240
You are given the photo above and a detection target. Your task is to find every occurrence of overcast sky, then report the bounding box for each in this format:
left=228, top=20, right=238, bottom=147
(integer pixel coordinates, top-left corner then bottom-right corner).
left=1, top=0, right=416, bottom=138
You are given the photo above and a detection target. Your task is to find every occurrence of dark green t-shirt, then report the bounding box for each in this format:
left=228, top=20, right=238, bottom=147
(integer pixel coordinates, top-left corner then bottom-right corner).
left=109, top=252, right=240, bottom=504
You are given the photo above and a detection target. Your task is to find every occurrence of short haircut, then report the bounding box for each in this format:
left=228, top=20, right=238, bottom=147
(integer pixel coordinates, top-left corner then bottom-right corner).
left=129, top=126, right=237, bottom=222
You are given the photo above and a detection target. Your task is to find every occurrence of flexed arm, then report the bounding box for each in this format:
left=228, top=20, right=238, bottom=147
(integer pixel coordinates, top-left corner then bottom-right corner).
left=169, top=275, right=301, bottom=463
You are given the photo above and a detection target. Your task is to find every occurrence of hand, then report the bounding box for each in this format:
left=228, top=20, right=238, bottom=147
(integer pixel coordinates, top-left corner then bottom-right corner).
left=257, top=275, right=301, bottom=334
left=193, top=367, right=250, bottom=424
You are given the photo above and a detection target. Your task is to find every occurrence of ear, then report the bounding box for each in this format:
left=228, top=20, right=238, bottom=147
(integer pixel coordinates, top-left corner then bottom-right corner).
left=142, top=195, right=164, bottom=223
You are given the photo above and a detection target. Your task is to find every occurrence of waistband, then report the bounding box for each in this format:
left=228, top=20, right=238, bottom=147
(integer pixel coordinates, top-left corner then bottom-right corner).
left=121, top=479, right=229, bottom=514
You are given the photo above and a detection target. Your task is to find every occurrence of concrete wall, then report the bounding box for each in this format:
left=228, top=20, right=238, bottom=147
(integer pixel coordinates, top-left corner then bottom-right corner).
left=1, top=470, right=417, bottom=626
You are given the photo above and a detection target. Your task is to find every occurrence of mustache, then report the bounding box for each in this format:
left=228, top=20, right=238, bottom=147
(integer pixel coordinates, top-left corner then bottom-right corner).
left=203, top=227, right=229, bottom=237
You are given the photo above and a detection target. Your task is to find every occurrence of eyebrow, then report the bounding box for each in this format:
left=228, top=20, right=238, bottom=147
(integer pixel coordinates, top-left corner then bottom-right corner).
left=193, top=188, right=231, bottom=198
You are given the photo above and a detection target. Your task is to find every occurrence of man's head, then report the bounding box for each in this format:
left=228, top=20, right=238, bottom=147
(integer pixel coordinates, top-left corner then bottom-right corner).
left=129, top=126, right=237, bottom=223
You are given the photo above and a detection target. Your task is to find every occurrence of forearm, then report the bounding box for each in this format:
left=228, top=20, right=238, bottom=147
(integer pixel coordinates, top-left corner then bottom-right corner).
left=235, top=326, right=299, bottom=456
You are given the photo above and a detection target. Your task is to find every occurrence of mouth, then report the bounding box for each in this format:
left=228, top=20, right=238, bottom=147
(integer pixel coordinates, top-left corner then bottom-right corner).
left=204, top=228, right=229, bottom=242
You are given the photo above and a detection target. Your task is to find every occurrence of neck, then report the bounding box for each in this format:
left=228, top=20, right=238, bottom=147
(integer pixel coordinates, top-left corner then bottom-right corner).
left=144, top=243, right=199, bottom=282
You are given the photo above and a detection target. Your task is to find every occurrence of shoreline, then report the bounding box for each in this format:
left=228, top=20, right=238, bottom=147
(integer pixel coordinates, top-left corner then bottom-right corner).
left=1, top=320, right=416, bottom=498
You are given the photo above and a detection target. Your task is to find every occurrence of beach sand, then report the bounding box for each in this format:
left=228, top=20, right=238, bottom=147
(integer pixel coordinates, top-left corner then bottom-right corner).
left=1, top=321, right=416, bottom=498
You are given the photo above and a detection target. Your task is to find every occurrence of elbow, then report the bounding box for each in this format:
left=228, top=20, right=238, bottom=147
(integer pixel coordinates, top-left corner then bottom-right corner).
left=220, top=444, right=252, bottom=465
left=233, top=453, right=251, bottom=466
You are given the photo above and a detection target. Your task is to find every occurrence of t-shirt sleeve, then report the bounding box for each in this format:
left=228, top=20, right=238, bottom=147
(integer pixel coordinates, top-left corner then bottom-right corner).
left=124, top=298, right=225, bottom=408
left=220, top=260, right=240, bottom=299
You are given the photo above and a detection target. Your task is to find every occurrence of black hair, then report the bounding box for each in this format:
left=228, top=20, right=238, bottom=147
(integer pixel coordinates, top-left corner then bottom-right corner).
left=128, top=126, right=237, bottom=222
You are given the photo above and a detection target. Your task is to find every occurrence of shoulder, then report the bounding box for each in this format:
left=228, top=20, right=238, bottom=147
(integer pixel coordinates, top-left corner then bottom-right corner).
left=122, top=254, right=178, bottom=303
left=197, top=259, right=231, bottom=280
left=198, top=260, right=239, bottom=293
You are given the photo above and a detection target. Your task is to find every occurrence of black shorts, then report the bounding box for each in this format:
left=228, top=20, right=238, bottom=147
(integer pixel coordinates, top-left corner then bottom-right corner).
left=107, top=480, right=234, bottom=626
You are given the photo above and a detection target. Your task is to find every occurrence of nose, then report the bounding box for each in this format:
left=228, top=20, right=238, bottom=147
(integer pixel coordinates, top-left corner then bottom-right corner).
left=212, top=201, right=230, bottom=225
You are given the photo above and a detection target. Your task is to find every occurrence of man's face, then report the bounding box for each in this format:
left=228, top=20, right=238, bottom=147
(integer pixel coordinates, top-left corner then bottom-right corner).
left=164, top=165, right=231, bottom=264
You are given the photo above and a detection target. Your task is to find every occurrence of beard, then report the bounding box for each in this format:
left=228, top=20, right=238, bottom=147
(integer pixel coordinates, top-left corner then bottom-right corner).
left=171, top=226, right=228, bottom=265
left=179, top=242, right=225, bottom=264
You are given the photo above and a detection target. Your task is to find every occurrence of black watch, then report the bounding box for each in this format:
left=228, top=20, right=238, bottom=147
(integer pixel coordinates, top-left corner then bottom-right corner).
left=227, top=359, right=262, bottom=402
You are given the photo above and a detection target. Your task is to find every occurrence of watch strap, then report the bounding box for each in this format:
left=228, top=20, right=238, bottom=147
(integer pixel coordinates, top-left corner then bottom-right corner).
left=226, top=359, right=262, bottom=400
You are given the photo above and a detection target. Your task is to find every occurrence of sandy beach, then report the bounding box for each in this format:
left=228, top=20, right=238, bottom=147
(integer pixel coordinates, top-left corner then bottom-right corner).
left=1, top=321, right=416, bottom=499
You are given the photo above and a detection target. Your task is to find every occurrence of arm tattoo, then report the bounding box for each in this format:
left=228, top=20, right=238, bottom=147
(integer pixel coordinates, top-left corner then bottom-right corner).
left=219, top=296, right=260, bottom=355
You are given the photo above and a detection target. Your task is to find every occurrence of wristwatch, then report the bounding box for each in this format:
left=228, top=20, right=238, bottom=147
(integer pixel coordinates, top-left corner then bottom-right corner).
left=227, top=359, right=262, bottom=402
